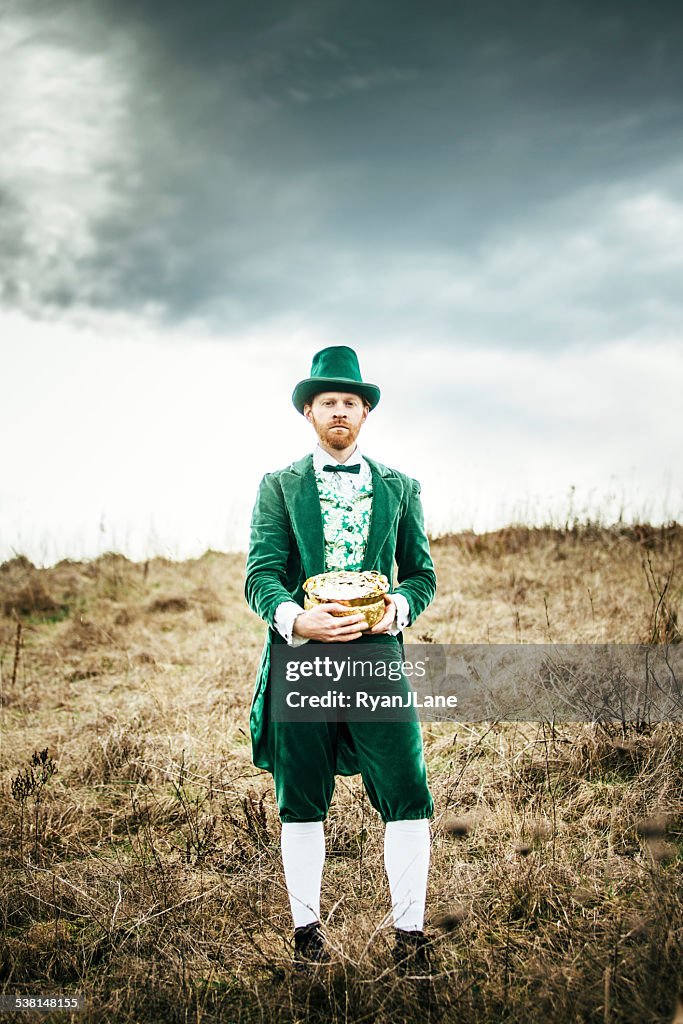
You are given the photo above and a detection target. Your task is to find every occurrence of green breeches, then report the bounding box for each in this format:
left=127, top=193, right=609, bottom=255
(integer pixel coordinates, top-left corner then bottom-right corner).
left=268, top=636, right=434, bottom=823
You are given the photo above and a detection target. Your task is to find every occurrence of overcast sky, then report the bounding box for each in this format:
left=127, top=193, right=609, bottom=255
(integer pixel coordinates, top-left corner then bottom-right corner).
left=1, top=0, right=681, bottom=564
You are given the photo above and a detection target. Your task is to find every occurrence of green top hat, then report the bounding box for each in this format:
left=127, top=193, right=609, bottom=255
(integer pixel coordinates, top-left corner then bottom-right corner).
left=292, top=346, right=381, bottom=414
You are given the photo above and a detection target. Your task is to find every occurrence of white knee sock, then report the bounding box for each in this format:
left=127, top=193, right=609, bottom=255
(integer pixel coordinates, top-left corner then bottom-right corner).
left=384, top=818, right=431, bottom=932
left=280, top=821, right=326, bottom=929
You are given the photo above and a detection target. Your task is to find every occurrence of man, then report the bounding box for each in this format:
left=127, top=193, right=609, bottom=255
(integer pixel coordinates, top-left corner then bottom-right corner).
left=244, top=345, right=437, bottom=972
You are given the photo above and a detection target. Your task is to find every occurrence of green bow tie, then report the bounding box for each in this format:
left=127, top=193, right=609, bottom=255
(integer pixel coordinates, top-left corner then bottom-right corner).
left=322, top=463, right=361, bottom=474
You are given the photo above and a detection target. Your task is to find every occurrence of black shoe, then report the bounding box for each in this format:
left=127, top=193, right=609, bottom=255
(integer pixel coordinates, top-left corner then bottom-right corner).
left=392, top=928, right=432, bottom=976
left=293, top=921, right=330, bottom=969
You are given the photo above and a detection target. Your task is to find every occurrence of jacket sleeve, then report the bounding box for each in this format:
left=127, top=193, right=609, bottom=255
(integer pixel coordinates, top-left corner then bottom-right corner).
left=392, top=477, right=437, bottom=624
left=244, top=473, right=298, bottom=627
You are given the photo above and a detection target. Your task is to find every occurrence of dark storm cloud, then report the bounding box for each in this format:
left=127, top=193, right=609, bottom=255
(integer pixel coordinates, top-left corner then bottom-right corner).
left=3, top=0, right=683, bottom=345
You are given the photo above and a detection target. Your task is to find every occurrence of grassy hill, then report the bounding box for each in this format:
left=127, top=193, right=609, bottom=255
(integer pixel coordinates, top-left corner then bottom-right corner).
left=1, top=523, right=681, bottom=1023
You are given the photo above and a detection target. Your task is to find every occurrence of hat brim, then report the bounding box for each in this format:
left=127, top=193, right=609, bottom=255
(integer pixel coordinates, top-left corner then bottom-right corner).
left=292, top=377, right=381, bottom=414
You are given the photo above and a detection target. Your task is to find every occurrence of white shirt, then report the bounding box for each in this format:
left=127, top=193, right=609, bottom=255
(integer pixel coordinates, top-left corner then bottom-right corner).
left=273, top=443, right=411, bottom=645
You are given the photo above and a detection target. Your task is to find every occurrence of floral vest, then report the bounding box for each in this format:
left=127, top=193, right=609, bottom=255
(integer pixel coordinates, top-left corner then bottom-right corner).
left=314, top=468, right=373, bottom=572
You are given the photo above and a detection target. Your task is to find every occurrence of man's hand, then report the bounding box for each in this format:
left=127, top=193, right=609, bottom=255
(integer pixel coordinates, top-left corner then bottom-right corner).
left=368, top=593, right=397, bottom=634
left=293, top=604, right=370, bottom=643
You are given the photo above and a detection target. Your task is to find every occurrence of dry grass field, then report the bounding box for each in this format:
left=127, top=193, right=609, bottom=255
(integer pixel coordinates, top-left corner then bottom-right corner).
left=1, top=522, right=682, bottom=1023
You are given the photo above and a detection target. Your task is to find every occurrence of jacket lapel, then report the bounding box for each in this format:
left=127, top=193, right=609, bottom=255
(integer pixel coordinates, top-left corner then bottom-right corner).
left=280, top=455, right=326, bottom=579
left=362, top=456, right=403, bottom=571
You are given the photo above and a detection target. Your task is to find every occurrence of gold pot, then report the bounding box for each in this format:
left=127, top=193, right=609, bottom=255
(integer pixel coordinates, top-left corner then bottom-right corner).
left=302, top=570, right=390, bottom=630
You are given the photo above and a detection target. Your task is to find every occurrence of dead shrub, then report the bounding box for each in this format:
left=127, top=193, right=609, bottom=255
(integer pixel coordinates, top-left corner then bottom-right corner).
left=146, top=596, right=190, bottom=614
left=1, top=576, right=67, bottom=619
left=77, top=724, right=152, bottom=785
left=62, top=616, right=117, bottom=651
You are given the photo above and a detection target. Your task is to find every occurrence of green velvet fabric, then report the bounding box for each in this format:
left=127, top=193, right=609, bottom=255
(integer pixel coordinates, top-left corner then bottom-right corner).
left=271, top=636, right=434, bottom=822
left=244, top=452, right=437, bottom=777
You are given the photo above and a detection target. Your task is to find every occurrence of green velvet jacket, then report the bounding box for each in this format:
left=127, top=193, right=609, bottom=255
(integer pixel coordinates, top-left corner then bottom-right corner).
left=244, top=452, right=437, bottom=776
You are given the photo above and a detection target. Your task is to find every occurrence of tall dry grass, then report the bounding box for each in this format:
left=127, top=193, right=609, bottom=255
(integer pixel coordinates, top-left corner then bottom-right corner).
left=0, top=523, right=681, bottom=1022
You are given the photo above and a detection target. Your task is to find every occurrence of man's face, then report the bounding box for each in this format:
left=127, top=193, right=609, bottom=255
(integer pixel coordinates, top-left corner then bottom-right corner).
left=303, top=392, right=369, bottom=450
